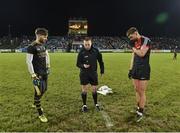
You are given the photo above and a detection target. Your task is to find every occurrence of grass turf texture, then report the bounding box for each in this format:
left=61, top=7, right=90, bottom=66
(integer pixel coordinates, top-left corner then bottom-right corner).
left=0, top=53, right=180, bottom=132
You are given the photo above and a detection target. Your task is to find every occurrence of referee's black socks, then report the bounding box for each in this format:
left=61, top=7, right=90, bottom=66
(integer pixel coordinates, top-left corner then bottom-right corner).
left=92, top=91, right=97, bottom=105
left=81, top=92, right=87, bottom=105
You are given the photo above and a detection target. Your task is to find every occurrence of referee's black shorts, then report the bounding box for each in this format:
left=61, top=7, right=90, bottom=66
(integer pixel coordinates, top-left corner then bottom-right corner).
left=79, top=71, right=98, bottom=85
left=132, top=64, right=150, bottom=80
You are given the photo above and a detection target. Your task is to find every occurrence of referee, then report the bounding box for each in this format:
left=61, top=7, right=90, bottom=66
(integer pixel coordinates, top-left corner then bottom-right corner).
left=76, top=37, right=104, bottom=112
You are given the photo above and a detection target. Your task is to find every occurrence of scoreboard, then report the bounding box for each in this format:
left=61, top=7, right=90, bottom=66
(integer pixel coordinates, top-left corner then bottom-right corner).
left=68, top=19, right=88, bottom=35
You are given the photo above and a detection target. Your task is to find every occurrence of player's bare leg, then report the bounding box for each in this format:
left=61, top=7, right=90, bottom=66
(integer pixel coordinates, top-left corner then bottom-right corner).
left=136, top=80, right=148, bottom=122
left=139, top=80, right=148, bottom=109
left=133, top=79, right=140, bottom=109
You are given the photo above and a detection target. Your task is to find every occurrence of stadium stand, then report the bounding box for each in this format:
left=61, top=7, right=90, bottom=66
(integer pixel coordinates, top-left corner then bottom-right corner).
left=0, top=36, right=180, bottom=51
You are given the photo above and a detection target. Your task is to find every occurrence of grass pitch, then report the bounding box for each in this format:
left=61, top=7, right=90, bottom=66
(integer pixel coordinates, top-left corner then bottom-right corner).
left=0, top=53, right=180, bottom=132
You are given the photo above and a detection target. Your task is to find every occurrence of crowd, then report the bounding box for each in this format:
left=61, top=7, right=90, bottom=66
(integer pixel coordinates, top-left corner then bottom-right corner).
left=0, top=36, right=180, bottom=51
left=151, top=37, right=180, bottom=50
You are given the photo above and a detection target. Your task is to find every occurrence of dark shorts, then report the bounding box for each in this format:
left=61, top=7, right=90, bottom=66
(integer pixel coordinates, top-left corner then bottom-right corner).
left=80, top=71, right=98, bottom=85
left=132, top=64, right=150, bottom=80
left=37, top=74, right=48, bottom=94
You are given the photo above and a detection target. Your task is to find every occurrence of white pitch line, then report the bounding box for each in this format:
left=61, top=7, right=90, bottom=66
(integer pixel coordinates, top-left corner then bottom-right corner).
left=99, top=102, right=114, bottom=129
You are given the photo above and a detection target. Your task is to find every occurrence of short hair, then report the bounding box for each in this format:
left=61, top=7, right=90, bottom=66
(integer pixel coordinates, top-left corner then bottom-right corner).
left=126, top=27, right=138, bottom=37
left=35, top=28, right=48, bottom=36
left=84, top=37, right=91, bottom=41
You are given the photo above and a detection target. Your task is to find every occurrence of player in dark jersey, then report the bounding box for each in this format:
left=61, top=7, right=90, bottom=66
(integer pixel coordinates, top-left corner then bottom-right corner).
left=173, top=49, right=177, bottom=60
left=76, top=37, right=104, bottom=112
left=127, top=27, right=151, bottom=122
left=26, top=28, right=50, bottom=123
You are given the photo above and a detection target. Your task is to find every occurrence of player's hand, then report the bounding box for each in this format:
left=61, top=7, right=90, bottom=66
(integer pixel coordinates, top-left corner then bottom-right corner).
left=31, top=73, right=41, bottom=95
left=84, top=64, right=90, bottom=68
left=47, top=67, right=50, bottom=75
left=128, top=70, right=132, bottom=79
left=31, top=73, right=39, bottom=80
left=132, top=47, right=136, bottom=51
left=31, top=74, right=40, bottom=86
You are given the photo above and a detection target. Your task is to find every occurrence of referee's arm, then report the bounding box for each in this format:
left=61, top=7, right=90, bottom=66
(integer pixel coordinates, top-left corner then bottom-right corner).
left=97, top=51, right=104, bottom=74
left=76, top=52, right=84, bottom=69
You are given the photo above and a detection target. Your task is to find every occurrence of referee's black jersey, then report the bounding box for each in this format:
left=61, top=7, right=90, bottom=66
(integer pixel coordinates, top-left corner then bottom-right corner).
left=133, top=36, right=151, bottom=66
left=27, top=41, right=47, bottom=75
left=76, top=46, right=104, bottom=74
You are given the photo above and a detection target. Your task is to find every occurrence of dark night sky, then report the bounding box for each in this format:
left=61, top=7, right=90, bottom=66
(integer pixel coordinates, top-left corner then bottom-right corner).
left=0, top=0, right=180, bottom=37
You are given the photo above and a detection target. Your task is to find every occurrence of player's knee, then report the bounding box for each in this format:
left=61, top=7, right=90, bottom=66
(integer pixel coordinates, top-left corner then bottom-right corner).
left=92, top=86, right=97, bottom=92
left=134, top=86, right=139, bottom=93
left=139, top=91, right=145, bottom=98
left=92, top=89, right=97, bottom=93
left=139, top=86, right=146, bottom=93
left=43, top=87, right=47, bottom=93
left=82, top=89, right=87, bottom=93
left=82, top=86, right=88, bottom=92
left=133, top=84, right=139, bottom=91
